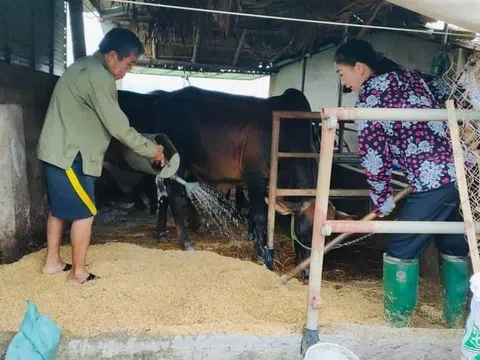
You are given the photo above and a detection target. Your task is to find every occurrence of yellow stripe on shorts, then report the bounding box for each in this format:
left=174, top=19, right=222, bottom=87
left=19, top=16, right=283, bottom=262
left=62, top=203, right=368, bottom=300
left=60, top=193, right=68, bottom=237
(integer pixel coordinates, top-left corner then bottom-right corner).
left=65, top=168, right=98, bottom=216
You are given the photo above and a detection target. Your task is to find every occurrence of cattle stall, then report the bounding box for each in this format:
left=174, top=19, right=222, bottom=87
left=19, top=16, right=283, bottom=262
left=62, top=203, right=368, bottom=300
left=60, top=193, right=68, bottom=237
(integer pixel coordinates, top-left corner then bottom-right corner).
left=268, top=105, right=480, bottom=353
left=0, top=0, right=476, bottom=359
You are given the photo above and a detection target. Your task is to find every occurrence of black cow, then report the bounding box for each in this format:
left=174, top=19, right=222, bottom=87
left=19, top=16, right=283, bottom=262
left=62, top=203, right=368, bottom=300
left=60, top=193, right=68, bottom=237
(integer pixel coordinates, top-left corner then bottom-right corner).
left=104, top=86, right=318, bottom=270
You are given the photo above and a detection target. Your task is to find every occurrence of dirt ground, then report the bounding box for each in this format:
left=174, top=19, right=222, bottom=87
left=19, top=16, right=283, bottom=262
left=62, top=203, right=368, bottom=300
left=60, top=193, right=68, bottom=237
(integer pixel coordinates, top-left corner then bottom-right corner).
left=87, top=200, right=449, bottom=330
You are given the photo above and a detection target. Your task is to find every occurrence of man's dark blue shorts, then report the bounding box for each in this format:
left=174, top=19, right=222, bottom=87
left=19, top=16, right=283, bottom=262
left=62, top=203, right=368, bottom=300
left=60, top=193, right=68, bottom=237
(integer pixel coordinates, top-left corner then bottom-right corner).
left=43, top=153, right=97, bottom=221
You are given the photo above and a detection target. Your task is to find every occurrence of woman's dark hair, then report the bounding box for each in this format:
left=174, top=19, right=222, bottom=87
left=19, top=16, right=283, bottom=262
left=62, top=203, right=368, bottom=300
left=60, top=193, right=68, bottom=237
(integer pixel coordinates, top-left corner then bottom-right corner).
left=334, top=39, right=402, bottom=75
left=99, top=28, right=144, bottom=60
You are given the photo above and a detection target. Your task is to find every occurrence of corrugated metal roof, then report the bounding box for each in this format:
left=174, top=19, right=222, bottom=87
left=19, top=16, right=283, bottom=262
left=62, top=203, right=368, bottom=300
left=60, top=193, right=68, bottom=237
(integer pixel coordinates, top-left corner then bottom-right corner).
left=0, top=0, right=66, bottom=75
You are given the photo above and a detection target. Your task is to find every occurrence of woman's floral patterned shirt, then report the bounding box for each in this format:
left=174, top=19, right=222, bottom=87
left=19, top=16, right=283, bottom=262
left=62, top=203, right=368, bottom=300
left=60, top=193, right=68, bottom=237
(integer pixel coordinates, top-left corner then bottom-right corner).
left=355, top=69, right=454, bottom=216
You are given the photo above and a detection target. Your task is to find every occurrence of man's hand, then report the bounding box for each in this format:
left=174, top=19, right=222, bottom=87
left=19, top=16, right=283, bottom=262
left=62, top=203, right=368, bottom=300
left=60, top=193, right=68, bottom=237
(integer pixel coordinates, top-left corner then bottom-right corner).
left=152, top=145, right=165, bottom=167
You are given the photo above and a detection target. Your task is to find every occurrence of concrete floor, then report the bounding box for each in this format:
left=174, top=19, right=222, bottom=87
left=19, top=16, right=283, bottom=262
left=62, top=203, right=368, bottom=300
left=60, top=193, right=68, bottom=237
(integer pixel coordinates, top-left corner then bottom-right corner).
left=0, top=323, right=463, bottom=360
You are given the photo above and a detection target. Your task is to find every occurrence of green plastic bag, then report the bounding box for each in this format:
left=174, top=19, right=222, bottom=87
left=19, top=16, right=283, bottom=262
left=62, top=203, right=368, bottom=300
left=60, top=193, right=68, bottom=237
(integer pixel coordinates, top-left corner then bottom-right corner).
left=5, top=301, right=61, bottom=360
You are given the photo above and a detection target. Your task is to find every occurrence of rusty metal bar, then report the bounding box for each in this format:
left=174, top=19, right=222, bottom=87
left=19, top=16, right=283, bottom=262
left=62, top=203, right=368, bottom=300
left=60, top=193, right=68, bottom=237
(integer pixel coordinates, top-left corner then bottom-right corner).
left=272, top=111, right=323, bottom=119
left=276, top=189, right=370, bottom=197
left=301, top=53, right=307, bottom=93
left=267, top=114, right=281, bottom=254
left=446, top=100, right=480, bottom=273
left=277, top=152, right=319, bottom=158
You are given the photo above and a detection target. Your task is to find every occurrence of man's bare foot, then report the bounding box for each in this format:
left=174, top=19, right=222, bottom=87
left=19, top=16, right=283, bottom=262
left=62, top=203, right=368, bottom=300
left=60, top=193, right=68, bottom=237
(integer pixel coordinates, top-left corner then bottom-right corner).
left=42, top=261, right=71, bottom=275
left=68, top=271, right=98, bottom=285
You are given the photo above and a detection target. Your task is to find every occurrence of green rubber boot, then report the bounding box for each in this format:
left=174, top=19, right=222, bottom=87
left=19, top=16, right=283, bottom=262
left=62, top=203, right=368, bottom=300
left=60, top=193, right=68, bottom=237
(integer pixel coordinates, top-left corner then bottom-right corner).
left=439, top=253, right=469, bottom=327
left=383, top=254, right=419, bottom=327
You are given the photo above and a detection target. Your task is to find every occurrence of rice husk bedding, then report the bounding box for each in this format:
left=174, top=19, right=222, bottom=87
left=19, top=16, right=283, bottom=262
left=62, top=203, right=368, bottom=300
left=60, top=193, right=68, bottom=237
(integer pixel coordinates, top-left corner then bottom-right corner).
left=0, top=243, right=387, bottom=337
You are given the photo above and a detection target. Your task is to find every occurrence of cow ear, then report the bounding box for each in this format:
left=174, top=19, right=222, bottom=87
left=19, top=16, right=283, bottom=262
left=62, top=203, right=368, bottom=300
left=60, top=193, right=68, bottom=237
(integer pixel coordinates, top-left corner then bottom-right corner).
left=264, top=197, right=294, bottom=215
left=299, top=200, right=313, bottom=212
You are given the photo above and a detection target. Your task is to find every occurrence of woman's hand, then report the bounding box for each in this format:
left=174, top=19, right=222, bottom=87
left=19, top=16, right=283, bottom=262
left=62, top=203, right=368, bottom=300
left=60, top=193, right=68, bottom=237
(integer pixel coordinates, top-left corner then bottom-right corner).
left=376, top=200, right=395, bottom=218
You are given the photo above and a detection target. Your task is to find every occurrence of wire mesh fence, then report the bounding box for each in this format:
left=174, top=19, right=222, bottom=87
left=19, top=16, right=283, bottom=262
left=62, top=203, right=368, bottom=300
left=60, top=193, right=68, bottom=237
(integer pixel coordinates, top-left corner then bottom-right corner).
left=443, top=51, right=480, bottom=248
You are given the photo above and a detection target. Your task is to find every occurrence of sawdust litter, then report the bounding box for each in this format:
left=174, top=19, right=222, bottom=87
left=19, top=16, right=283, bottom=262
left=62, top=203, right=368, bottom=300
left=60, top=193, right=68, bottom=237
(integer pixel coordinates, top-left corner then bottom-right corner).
left=0, top=243, right=395, bottom=337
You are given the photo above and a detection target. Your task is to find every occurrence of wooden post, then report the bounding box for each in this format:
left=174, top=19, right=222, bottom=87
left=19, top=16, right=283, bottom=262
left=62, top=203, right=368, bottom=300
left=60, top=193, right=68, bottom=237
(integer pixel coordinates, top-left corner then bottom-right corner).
left=446, top=100, right=480, bottom=273
left=267, top=113, right=281, bottom=256
left=303, top=116, right=336, bottom=343
left=68, top=0, right=86, bottom=60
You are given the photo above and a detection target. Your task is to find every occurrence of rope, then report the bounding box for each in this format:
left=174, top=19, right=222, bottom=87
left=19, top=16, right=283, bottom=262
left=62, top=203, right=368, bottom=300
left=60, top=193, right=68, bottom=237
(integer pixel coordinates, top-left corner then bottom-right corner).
left=102, top=0, right=469, bottom=38
left=290, top=215, right=374, bottom=251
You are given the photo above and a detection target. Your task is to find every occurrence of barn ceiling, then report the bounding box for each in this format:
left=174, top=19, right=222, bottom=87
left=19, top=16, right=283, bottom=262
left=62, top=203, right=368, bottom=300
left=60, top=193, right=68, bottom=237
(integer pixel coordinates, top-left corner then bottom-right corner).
left=84, top=0, right=476, bottom=75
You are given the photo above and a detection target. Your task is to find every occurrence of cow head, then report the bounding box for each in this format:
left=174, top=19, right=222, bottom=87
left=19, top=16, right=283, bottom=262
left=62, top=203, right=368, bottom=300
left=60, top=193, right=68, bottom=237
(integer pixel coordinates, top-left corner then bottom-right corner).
left=265, top=197, right=355, bottom=274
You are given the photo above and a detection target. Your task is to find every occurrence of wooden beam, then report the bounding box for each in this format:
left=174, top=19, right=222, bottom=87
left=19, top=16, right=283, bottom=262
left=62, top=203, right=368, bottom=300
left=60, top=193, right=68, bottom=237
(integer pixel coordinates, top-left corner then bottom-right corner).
left=356, top=1, right=385, bottom=39
left=269, top=38, right=294, bottom=65
left=192, top=27, right=202, bottom=63
left=232, top=29, right=247, bottom=66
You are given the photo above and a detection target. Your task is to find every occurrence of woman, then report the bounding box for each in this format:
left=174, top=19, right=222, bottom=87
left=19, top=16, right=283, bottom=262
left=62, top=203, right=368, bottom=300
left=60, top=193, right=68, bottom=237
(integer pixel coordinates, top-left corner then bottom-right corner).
left=334, top=39, right=469, bottom=328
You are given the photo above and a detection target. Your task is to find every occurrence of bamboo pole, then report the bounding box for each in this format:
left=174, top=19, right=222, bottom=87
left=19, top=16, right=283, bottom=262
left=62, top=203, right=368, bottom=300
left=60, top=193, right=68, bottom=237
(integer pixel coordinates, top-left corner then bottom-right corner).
left=275, top=189, right=370, bottom=197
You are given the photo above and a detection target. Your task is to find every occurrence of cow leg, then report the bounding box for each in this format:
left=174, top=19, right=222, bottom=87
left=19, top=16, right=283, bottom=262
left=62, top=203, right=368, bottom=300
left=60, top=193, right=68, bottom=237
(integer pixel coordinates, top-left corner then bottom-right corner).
left=166, top=180, right=195, bottom=251
left=156, top=197, right=169, bottom=239
left=235, top=185, right=247, bottom=209
left=186, top=198, right=201, bottom=232
left=143, top=175, right=158, bottom=215
left=246, top=173, right=273, bottom=270
left=154, top=176, right=170, bottom=238
left=131, top=182, right=147, bottom=211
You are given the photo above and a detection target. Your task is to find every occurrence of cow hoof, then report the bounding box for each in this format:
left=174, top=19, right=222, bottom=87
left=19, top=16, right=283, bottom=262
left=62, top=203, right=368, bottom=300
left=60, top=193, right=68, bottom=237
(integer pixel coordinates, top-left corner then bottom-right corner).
left=186, top=224, right=201, bottom=233
left=184, top=243, right=195, bottom=251
left=134, top=202, right=147, bottom=211
left=302, top=270, right=310, bottom=282
left=156, top=231, right=169, bottom=241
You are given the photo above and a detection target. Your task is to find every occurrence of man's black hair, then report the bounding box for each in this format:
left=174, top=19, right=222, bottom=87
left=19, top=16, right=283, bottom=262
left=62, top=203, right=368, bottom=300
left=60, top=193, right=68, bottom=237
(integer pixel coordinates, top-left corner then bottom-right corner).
left=98, top=28, right=144, bottom=59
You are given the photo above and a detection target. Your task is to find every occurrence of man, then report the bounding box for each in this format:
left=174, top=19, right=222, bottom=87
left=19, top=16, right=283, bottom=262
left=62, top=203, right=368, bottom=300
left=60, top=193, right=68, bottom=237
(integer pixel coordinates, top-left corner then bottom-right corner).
left=36, top=28, right=164, bottom=285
